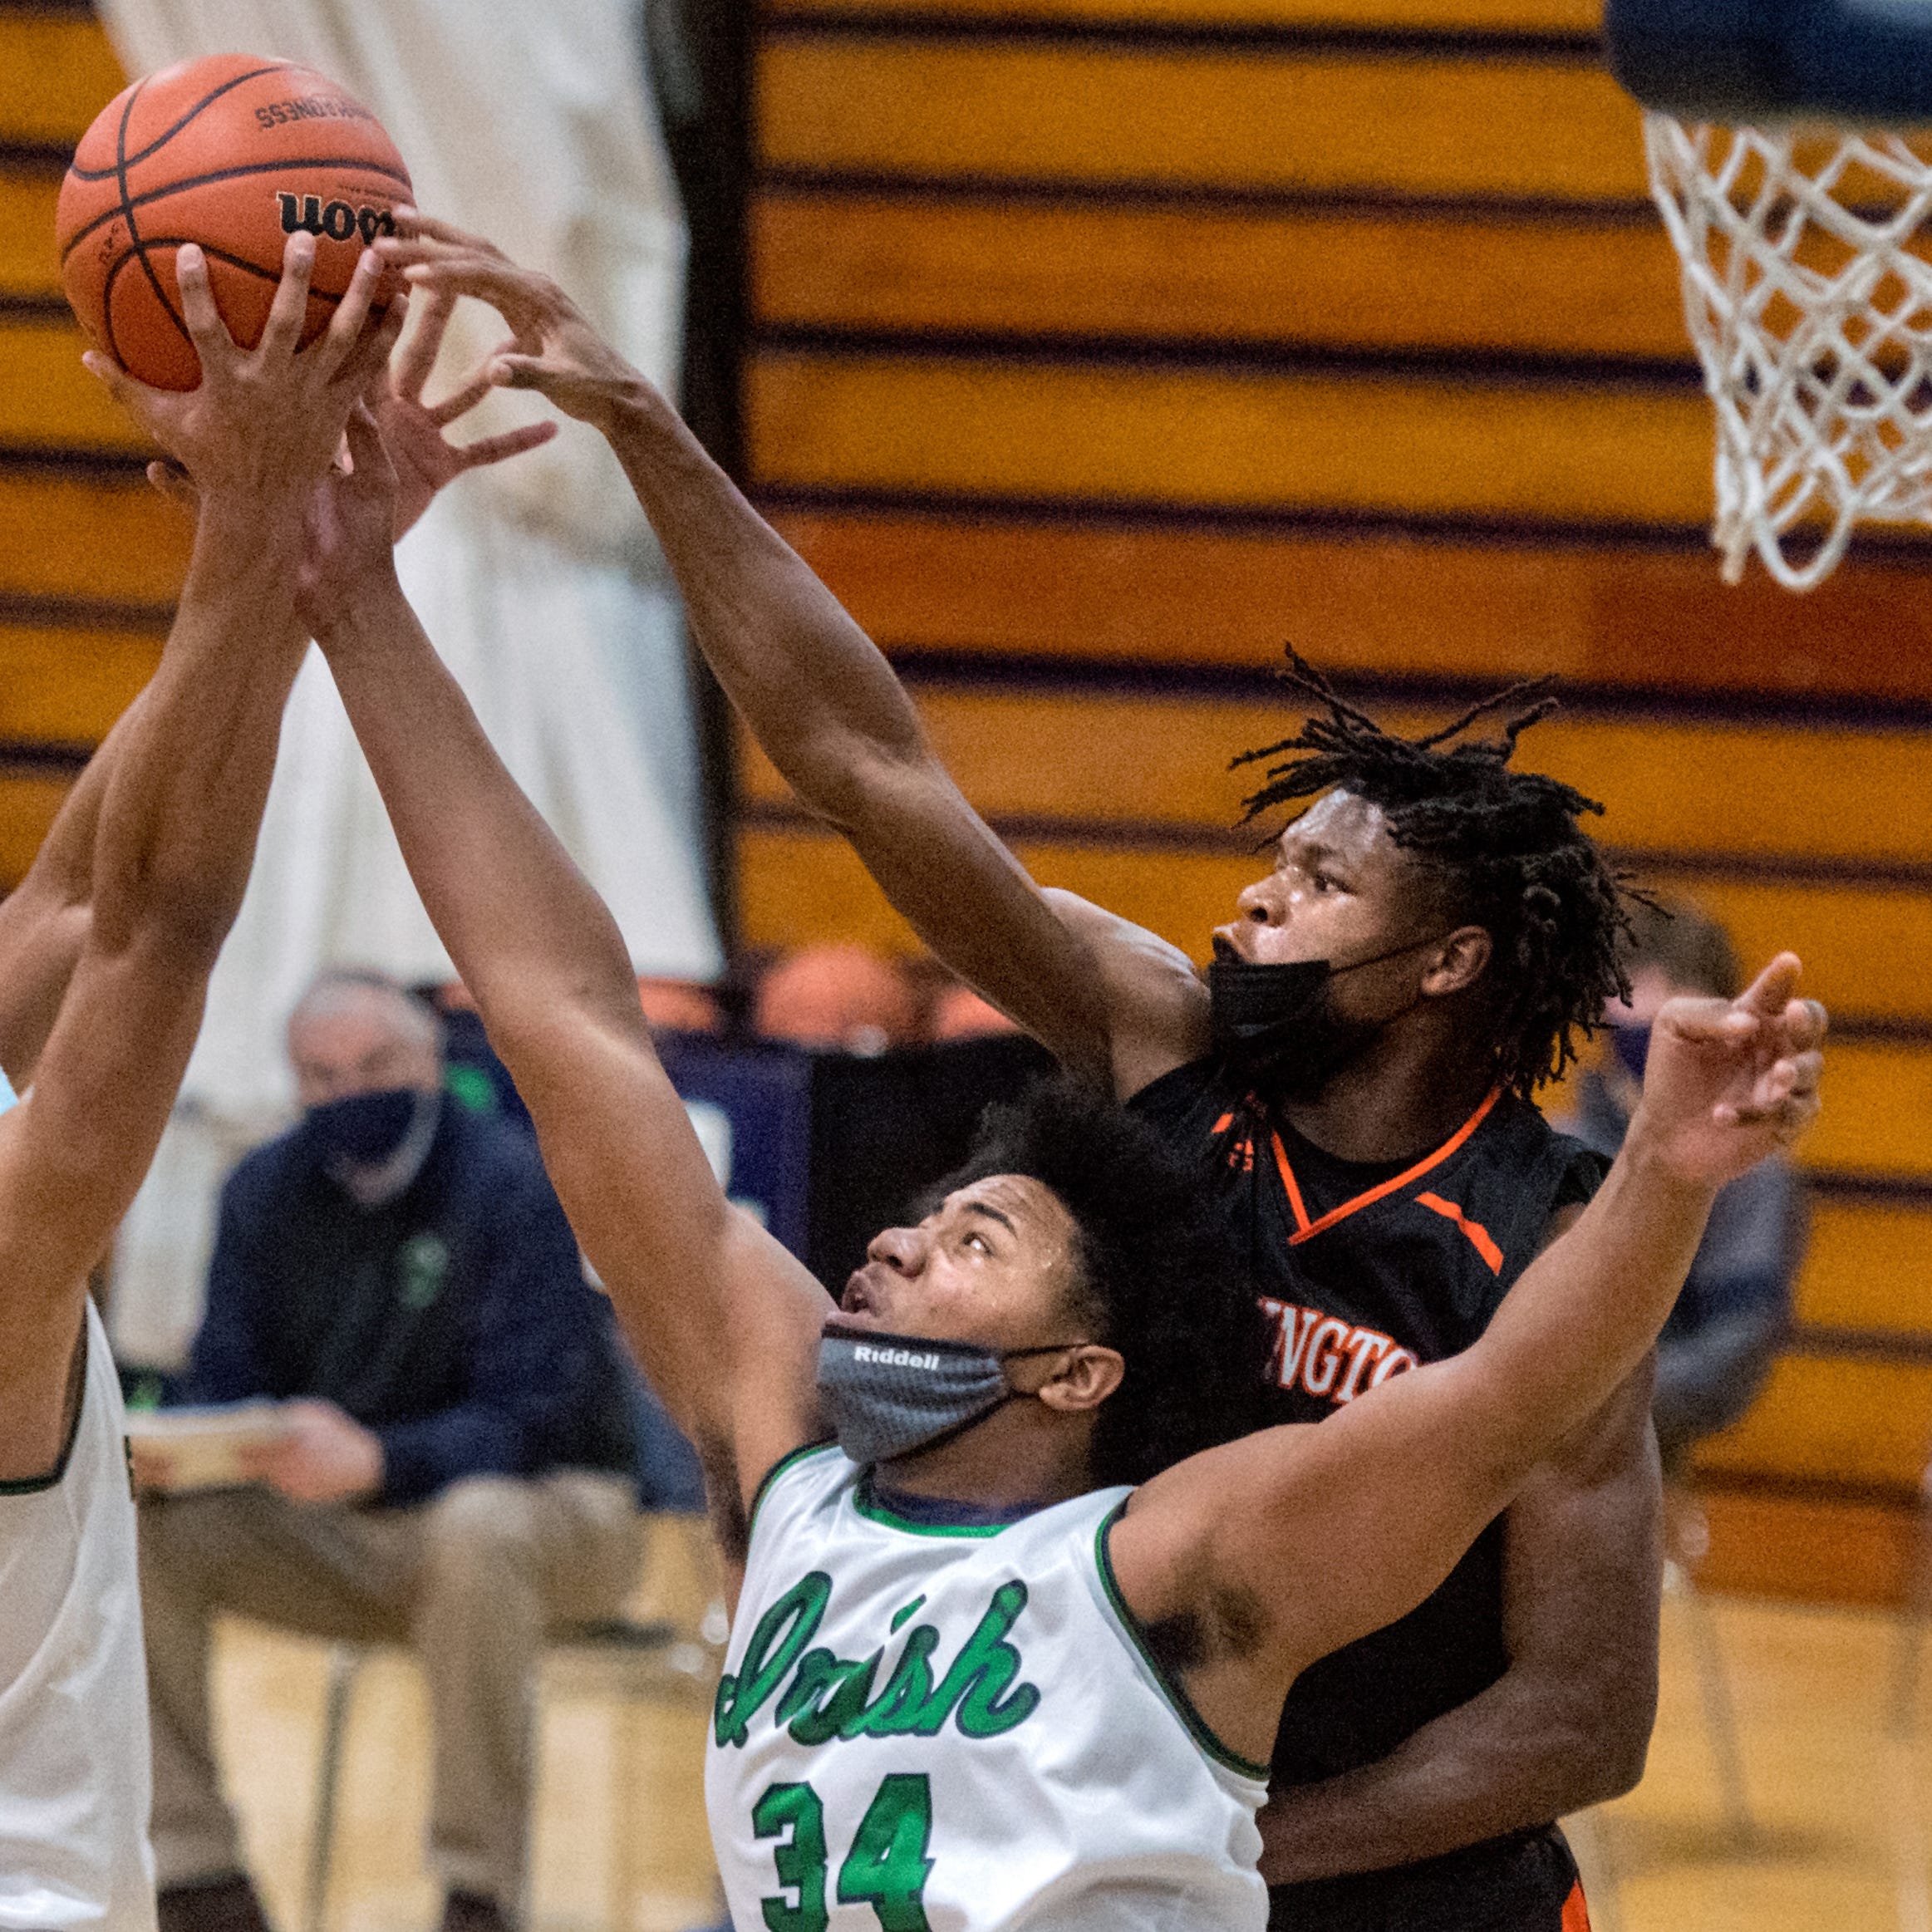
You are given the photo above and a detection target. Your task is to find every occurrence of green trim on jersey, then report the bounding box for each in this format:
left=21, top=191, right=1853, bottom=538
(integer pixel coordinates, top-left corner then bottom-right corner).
left=1092, top=1500, right=1271, bottom=1782
left=0, top=1316, right=90, bottom=1497
left=747, top=1442, right=842, bottom=1540
left=852, top=1472, right=1010, bottom=1538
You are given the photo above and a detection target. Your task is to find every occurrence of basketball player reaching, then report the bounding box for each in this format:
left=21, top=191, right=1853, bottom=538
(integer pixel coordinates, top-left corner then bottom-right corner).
left=0, top=233, right=401, bottom=1932
left=296, top=410, right=1821, bottom=1932
left=380, top=218, right=1669, bottom=1930
left=0, top=276, right=551, bottom=1098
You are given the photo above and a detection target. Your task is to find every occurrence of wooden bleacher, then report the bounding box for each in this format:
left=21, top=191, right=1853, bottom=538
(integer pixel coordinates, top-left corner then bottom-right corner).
left=0, top=1, right=170, bottom=878
left=740, top=0, right=1932, bottom=1603
left=9, top=0, right=1932, bottom=1604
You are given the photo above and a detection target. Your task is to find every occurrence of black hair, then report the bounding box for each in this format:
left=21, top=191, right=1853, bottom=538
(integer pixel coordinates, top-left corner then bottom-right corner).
left=937, top=1075, right=1271, bottom=1486
left=1232, top=648, right=1635, bottom=1099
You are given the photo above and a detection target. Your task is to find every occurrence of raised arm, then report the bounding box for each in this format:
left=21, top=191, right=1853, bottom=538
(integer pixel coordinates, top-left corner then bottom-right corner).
left=1256, top=1369, right=1660, bottom=1882
left=0, top=290, right=558, bottom=1092
left=302, top=415, right=828, bottom=1543
left=1112, top=955, right=1823, bottom=1768
left=0, top=235, right=396, bottom=1482
left=0, top=704, right=135, bottom=1084
left=375, top=216, right=1213, bottom=1091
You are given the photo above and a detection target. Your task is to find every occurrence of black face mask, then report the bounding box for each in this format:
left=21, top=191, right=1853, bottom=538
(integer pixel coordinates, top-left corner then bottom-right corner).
left=306, top=1087, right=422, bottom=1166
left=1207, top=933, right=1446, bottom=1100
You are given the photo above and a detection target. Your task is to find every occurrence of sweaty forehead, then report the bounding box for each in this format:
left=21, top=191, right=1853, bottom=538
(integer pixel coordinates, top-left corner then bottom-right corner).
left=940, top=1174, right=1078, bottom=1251
left=1281, top=789, right=1394, bottom=863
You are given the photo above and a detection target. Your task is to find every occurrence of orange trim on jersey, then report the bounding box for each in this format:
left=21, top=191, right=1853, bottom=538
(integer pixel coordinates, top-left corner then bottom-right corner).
left=1270, top=1086, right=1502, bottom=1247
left=1414, top=1192, right=1504, bottom=1275
left=1561, top=1878, right=1592, bottom=1932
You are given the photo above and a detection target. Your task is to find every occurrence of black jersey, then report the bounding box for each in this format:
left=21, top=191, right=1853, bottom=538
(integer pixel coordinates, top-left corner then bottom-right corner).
left=1133, top=1057, right=1606, bottom=1932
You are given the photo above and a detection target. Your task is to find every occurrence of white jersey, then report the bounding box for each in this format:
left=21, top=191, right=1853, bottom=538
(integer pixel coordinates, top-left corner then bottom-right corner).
left=706, top=1447, right=1267, bottom=1932
left=0, top=1300, right=157, bottom=1931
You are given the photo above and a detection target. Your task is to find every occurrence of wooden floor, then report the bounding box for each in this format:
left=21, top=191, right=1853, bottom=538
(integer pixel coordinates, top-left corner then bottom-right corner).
left=212, top=1551, right=1932, bottom=1932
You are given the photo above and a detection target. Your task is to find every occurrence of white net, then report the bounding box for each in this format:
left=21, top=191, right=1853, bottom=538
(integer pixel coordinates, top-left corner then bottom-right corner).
left=1646, top=115, right=1932, bottom=588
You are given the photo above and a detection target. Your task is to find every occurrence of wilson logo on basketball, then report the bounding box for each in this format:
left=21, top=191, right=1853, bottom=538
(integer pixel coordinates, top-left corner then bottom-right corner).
left=276, top=194, right=397, bottom=245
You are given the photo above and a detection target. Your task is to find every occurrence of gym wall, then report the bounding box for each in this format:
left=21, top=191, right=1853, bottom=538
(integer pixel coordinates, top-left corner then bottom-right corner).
left=734, top=0, right=1932, bottom=1606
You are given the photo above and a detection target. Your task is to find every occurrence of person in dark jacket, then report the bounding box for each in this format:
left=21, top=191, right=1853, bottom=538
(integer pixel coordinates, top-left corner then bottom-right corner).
left=137, top=969, right=639, bottom=1932
left=1561, top=901, right=1806, bottom=1465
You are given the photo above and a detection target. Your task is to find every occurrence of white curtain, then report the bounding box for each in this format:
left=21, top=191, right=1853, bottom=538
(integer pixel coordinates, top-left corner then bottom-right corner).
left=98, top=0, right=721, bottom=1364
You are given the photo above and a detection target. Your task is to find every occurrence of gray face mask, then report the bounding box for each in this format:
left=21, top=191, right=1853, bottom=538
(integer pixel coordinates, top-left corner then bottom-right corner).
left=815, top=1323, right=1084, bottom=1467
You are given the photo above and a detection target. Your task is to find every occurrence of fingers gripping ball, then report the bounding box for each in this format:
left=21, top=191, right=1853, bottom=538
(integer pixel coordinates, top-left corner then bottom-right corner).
left=57, top=54, right=411, bottom=391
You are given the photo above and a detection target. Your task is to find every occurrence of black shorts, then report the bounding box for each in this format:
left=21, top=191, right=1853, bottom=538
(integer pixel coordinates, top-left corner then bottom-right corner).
left=1266, top=1825, right=1588, bottom=1932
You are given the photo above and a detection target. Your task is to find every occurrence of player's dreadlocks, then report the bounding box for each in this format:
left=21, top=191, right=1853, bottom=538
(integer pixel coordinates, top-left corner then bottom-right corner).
left=1231, top=648, right=1634, bottom=1099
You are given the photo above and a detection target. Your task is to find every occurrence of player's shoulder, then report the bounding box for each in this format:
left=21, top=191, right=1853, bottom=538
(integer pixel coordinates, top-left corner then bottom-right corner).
left=746, top=1441, right=852, bottom=1547
left=1126, top=1051, right=1234, bottom=1127
left=1476, top=1089, right=1595, bottom=1168
left=1043, top=891, right=1210, bottom=1074
left=1460, top=1091, right=1610, bottom=1233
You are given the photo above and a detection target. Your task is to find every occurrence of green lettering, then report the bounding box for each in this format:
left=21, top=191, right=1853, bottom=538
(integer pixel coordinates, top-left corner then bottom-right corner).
left=715, top=1573, right=830, bottom=1748
left=836, top=1773, right=935, bottom=1930
left=790, top=1650, right=882, bottom=1745
left=918, top=1581, right=1040, bottom=1738
left=849, top=1625, right=940, bottom=1737
left=752, top=1781, right=828, bottom=1932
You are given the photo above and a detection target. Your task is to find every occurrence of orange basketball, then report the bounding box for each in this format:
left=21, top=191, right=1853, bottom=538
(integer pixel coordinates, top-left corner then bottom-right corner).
left=56, top=54, right=412, bottom=392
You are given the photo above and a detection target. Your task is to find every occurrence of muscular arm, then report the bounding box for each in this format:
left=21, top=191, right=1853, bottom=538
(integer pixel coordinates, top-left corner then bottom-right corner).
left=307, top=422, right=827, bottom=1542
left=0, top=703, right=135, bottom=1083
left=1112, top=960, right=1820, bottom=1767
left=381, top=220, right=1209, bottom=1090
left=0, top=234, right=396, bottom=1482
left=594, top=384, right=1122, bottom=1073
left=0, top=504, right=307, bottom=1479
left=1256, top=1370, right=1661, bottom=1882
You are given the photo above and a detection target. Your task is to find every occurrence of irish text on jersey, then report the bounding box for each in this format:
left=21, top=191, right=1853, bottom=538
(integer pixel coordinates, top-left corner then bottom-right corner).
left=715, top=1572, right=1041, bottom=1749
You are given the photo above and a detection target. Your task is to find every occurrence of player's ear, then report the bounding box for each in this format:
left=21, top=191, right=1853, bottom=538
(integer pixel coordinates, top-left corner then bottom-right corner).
left=1036, top=1345, right=1125, bottom=1415
left=1422, top=925, right=1492, bottom=998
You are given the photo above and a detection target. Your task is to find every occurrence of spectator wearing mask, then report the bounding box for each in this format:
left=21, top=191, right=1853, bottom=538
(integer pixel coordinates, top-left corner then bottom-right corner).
left=138, top=969, right=640, bottom=1932
left=1562, top=902, right=1806, bottom=1464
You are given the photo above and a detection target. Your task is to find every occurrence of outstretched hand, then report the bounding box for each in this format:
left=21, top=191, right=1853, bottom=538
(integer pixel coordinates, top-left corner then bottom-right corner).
left=294, top=403, right=404, bottom=638
left=86, top=231, right=401, bottom=504
left=375, top=209, right=651, bottom=431
left=1630, top=953, right=1826, bottom=1187
left=145, top=275, right=558, bottom=542
left=375, top=283, right=558, bottom=538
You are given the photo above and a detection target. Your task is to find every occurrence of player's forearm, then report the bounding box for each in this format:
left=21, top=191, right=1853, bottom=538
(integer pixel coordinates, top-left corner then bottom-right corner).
left=314, top=572, right=642, bottom=1047
left=598, top=382, right=932, bottom=814
left=599, top=383, right=1113, bottom=1070
left=88, top=499, right=306, bottom=961
left=0, top=703, right=137, bottom=1079
left=1468, top=1133, right=1715, bottom=1485
left=1257, top=1675, right=1644, bottom=1884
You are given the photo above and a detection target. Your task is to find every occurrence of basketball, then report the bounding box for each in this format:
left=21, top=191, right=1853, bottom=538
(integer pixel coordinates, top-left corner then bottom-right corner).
left=56, top=54, right=411, bottom=392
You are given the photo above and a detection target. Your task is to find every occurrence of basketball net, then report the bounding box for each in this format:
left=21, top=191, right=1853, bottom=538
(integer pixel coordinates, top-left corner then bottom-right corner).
left=1645, top=114, right=1932, bottom=588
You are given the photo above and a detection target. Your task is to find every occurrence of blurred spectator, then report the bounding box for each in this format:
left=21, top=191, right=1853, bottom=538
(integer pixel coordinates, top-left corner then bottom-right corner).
left=754, top=944, right=921, bottom=1053
left=930, top=982, right=1023, bottom=1043
left=138, top=970, right=639, bottom=1932
left=1561, top=901, right=1806, bottom=1466
left=638, top=974, right=724, bottom=1035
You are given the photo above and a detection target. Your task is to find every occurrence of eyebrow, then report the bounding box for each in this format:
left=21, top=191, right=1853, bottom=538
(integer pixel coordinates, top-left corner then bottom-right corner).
left=961, top=1201, right=1017, bottom=1235
left=1281, top=833, right=1340, bottom=864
